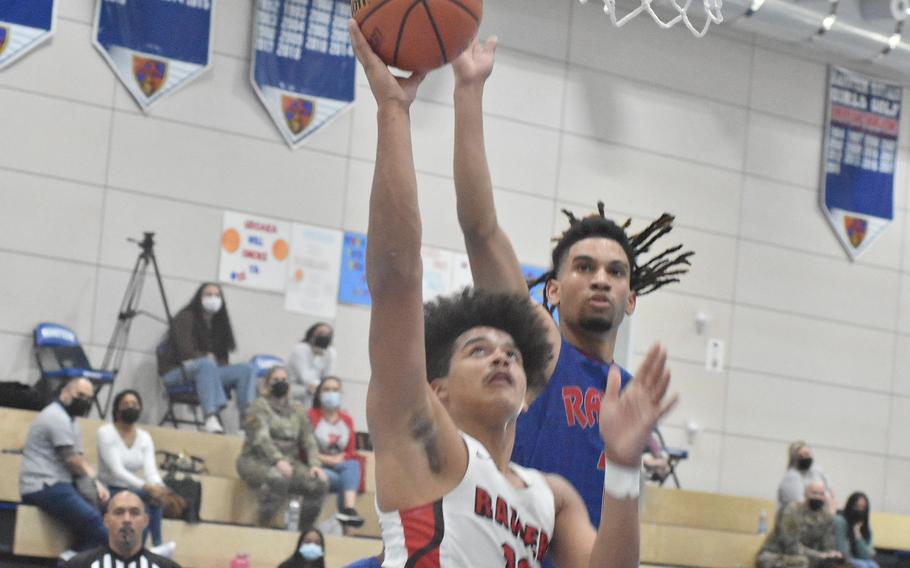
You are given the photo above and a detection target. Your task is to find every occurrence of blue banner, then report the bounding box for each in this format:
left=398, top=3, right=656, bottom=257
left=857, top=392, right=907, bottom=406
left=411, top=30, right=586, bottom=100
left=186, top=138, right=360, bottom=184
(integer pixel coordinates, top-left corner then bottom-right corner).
left=822, top=67, right=900, bottom=260
left=93, top=0, right=213, bottom=111
left=0, top=0, right=57, bottom=70
left=251, top=0, right=356, bottom=148
left=338, top=231, right=370, bottom=306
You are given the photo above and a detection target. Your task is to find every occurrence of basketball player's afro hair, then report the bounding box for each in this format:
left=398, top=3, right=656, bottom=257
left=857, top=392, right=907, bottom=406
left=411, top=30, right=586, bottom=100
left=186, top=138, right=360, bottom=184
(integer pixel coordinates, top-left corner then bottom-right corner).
left=528, top=202, right=694, bottom=312
left=424, top=288, right=553, bottom=394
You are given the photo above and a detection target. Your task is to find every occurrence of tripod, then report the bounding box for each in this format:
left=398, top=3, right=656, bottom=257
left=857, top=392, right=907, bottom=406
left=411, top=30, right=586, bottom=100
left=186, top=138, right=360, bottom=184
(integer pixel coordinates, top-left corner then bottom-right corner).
left=99, top=233, right=177, bottom=418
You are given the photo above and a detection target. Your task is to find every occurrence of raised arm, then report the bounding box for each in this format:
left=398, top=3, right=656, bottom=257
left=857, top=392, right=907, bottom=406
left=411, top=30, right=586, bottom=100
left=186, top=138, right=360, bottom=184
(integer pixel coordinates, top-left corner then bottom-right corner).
left=351, top=21, right=466, bottom=511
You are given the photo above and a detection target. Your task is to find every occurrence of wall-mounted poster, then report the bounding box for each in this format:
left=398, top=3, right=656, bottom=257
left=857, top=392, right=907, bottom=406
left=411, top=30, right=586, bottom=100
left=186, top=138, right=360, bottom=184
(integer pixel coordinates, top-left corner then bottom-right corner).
left=0, top=0, right=57, bottom=70
left=219, top=211, right=290, bottom=292
left=284, top=223, right=343, bottom=319
left=93, top=0, right=213, bottom=111
left=821, top=66, right=900, bottom=260
left=337, top=231, right=369, bottom=306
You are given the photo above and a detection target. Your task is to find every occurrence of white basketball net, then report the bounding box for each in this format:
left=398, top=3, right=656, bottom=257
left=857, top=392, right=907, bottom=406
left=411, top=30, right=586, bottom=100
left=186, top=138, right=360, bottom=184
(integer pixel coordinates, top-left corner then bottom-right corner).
left=579, top=0, right=724, bottom=38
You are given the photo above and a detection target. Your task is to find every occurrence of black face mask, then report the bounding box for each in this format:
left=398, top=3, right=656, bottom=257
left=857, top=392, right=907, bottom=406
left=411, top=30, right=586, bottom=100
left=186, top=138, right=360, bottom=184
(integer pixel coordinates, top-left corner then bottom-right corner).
left=808, top=498, right=825, bottom=511
left=66, top=398, right=92, bottom=418
left=270, top=381, right=289, bottom=398
left=119, top=407, right=141, bottom=424
left=312, top=335, right=332, bottom=349
left=796, top=457, right=813, bottom=471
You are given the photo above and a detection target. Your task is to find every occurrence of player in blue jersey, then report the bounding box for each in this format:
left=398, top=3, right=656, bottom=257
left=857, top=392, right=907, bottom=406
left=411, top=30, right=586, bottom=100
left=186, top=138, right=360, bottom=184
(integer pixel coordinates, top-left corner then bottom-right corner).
left=450, top=38, right=693, bottom=534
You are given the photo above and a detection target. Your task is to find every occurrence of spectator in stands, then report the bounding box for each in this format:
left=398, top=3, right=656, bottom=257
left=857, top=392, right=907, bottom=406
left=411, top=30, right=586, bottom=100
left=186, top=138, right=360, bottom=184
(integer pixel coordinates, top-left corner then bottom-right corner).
left=288, top=323, right=336, bottom=407
left=757, top=480, right=843, bottom=568
left=236, top=366, right=329, bottom=529
left=19, top=377, right=109, bottom=554
left=157, top=282, right=256, bottom=434
left=835, top=492, right=879, bottom=568
left=778, top=440, right=836, bottom=513
left=97, top=389, right=172, bottom=552
left=278, top=527, right=326, bottom=568
left=308, top=376, right=364, bottom=535
left=64, top=490, right=182, bottom=568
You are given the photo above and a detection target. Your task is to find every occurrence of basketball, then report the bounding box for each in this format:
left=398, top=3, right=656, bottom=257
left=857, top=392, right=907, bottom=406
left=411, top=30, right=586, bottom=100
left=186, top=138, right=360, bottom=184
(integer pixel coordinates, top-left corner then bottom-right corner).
left=352, top=0, right=482, bottom=72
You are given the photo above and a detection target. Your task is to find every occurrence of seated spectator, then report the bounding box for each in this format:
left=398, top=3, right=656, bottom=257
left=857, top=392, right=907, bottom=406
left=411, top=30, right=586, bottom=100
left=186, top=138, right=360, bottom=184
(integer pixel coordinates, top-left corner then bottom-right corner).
left=288, top=323, right=336, bottom=407
left=64, top=490, right=181, bottom=568
left=757, top=480, right=843, bottom=568
left=97, top=389, right=172, bottom=553
left=236, top=366, right=328, bottom=528
left=778, top=440, right=836, bottom=513
left=835, top=492, right=879, bottom=568
left=308, top=376, right=364, bottom=534
left=19, top=378, right=109, bottom=555
left=278, top=527, right=326, bottom=568
left=157, top=282, right=256, bottom=433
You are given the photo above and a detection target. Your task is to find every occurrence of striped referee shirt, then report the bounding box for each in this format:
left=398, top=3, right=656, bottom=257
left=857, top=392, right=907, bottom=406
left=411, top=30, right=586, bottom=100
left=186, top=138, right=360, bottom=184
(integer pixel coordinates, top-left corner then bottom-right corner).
left=63, top=546, right=181, bottom=568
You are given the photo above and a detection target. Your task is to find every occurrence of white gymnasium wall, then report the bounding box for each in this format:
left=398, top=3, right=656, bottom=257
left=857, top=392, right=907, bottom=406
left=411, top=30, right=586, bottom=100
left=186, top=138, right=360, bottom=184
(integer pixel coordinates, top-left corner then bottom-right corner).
left=1, top=0, right=909, bottom=513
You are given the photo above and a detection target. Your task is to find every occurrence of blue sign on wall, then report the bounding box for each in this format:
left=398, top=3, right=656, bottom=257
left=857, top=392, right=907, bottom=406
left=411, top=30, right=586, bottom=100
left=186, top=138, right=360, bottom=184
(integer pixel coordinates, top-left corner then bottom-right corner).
left=0, top=0, right=57, bottom=70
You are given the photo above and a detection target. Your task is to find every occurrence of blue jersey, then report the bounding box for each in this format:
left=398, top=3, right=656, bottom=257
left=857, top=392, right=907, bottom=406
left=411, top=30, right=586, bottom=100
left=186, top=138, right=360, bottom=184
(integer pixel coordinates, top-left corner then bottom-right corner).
left=512, top=336, right=632, bottom=528
left=341, top=558, right=382, bottom=568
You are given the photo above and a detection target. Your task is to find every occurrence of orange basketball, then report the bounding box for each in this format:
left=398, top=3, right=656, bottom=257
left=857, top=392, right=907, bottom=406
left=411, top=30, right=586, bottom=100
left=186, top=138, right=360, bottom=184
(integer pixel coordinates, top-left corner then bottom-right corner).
left=353, top=0, right=482, bottom=72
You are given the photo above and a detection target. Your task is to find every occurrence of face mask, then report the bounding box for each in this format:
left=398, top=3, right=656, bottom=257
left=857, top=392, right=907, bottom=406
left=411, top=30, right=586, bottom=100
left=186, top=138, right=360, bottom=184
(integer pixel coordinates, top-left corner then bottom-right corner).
left=201, top=295, right=222, bottom=314
left=66, top=398, right=92, bottom=418
left=320, top=391, right=341, bottom=409
left=808, top=498, right=825, bottom=511
left=119, top=407, right=141, bottom=424
left=312, top=334, right=332, bottom=349
left=298, top=543, right=323, bottom=561
left=796, top=457, right=813, bottom=471
left=270, top=381, right=289, bottom=398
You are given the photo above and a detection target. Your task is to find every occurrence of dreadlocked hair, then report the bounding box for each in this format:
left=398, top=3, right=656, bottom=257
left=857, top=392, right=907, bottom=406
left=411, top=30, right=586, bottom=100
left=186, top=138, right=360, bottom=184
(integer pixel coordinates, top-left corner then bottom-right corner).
left=423, top=288, right=553, bottom=394
left=527, top=202, right=694, bottom=310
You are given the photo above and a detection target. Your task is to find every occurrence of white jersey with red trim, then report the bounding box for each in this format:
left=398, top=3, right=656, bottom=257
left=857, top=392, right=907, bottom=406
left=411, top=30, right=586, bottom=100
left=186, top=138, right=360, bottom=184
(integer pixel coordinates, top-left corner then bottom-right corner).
left=379, top=433, right=556, bottom=568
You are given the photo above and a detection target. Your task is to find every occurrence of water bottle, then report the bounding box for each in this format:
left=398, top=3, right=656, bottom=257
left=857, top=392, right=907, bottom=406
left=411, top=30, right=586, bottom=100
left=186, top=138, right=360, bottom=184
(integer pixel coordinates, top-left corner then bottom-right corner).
left=758, top=510, right=768, bottom=534
left=285, top=498, right=301, bottom=532
left=230, top=553, right=250, bottom=568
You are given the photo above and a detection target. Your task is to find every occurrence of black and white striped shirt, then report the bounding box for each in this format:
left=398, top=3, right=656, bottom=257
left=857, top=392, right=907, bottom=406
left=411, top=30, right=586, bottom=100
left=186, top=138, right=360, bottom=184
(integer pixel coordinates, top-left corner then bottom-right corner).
left=64, top=546, right=181, bottom=568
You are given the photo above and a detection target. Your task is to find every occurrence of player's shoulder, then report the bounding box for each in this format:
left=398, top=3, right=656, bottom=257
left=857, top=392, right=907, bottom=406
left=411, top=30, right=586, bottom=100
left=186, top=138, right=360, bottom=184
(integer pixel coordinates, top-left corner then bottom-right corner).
left=62, top=547, right=105, bottom=567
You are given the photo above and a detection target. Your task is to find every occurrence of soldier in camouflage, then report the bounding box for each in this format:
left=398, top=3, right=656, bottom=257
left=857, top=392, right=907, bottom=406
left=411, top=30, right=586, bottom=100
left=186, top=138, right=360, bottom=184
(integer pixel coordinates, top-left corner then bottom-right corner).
left=757, top=480, right=844, bottom=568
left=236, top=366, right=329, bottom=528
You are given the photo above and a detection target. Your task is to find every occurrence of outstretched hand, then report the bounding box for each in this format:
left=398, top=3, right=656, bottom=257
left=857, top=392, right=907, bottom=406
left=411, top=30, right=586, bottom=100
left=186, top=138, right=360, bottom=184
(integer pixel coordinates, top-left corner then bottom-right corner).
left=599, top=344, right=678, bottom=468
left=452, top=36, right=497, bottom=87
left=348, top=19, right=426, bottom=109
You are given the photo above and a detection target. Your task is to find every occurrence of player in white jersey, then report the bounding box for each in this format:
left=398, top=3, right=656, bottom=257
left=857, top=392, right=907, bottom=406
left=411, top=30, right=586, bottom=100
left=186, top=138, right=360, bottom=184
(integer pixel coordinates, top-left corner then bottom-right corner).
left=349, top=20, right=678, bottom=568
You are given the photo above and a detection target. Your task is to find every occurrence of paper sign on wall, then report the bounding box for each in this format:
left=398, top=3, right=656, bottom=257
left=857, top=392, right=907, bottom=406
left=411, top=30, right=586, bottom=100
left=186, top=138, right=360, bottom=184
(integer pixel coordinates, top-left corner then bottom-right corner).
left=337, top=231, right=370, bottom=306
left=284, top=224, right=343, bottom=319
left=219, top=211, right=290, bottom=292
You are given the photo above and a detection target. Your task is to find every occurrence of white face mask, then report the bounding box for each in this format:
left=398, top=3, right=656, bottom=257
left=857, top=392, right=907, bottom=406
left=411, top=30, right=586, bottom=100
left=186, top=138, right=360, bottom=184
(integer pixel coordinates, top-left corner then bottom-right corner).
left=298, top=543, right=323, bottom=560
left=320, top=391, right=341, bottom=410
left=201, top=295, right=223, bottom=314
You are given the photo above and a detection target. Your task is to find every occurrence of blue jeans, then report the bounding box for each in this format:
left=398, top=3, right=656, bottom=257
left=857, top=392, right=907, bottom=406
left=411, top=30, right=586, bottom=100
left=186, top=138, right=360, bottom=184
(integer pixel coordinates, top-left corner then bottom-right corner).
left=323, top=459, right=361, bottom=509
left=108, top=487, right=162, bottom=546
left=21, top=482, right=107, bottom=551
left=849, top=560, right=879, bottom=568
left=163, top=358, right=256, bottom=416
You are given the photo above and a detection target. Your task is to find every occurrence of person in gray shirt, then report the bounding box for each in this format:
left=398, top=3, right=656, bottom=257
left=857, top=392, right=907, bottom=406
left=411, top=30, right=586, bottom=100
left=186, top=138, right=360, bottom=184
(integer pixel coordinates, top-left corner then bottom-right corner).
left=778, top=441, right=836, bottom=515
left=19, top=377, right=110, bottom=552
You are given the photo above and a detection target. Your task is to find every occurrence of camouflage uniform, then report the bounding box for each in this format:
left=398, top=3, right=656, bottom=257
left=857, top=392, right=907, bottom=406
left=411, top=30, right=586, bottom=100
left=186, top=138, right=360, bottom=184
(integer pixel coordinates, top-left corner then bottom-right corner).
left=236, top=397, right=328, bottom=527
left=756, top=502, right=839, bottom=568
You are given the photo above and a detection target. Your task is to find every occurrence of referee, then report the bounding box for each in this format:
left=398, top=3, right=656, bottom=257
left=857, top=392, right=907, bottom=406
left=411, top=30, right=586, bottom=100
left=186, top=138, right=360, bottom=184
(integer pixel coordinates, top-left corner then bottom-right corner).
left=64, top=490, right=181, bottom=568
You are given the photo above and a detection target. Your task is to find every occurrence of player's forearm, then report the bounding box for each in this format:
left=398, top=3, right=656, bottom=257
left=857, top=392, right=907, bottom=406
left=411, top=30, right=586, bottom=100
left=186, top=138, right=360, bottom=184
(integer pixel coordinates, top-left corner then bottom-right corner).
left=591, top=494, right=640, bottom=568
left=366, top=104, right=422, bottom=293
left=453, top=84, right=497, bottom=237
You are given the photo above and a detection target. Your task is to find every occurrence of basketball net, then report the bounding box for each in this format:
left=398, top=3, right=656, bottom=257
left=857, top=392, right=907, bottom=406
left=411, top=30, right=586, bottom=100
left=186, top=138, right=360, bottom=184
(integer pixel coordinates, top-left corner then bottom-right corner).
left=579, top=0, right=723, bottom=38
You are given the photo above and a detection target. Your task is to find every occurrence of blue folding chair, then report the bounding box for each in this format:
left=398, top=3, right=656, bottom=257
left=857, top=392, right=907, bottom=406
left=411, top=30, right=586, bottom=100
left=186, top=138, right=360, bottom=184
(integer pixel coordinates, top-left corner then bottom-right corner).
left=157, top=340, right=205, bottom=430
left=33, top=323, right=114, bottom=415
left=250, top=354, right=284, bottom=378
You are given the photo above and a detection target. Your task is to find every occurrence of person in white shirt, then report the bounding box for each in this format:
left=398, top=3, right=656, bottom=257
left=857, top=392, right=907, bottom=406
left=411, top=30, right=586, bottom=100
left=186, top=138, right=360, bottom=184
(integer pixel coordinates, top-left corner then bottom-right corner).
left=96, top=389, right=173, bottom=555
left=287, top=323, right=337, bottom=407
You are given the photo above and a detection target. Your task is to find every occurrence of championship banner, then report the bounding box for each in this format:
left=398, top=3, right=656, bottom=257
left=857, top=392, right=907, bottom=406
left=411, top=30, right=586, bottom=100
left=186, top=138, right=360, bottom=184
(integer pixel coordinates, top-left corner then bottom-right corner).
left=219, top=211, right=291, bottom=292
left=822, top=66, right=900, bottom=260
left=0, top=0, right=57, bottom=70
left=93, top=0, right=213, bottom=112
left=251, top=0, right=356, bottom=148
left=284, top=223, right=343, bottom=319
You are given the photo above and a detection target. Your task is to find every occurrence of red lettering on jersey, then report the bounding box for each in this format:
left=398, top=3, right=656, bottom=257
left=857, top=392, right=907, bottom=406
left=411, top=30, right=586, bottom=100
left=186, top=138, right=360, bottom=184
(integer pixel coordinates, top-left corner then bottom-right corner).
left=562, top=386, right=586, bottom=428
left=522, top=525, right=539, bottom=554
left=537, top=531, right=550, bottom=562
left=474, top=487, right=493, bottom=519
left=510, top=509, right=524, bottom=538
left=597, top=451, right=606, bottom=471
left=585, top=387, right=602, bottom=428
left=502, top=543, right=516, bottom=568
left=518, top=560, right=531, bottom=568
left=495, top=497, right=509, bottom=528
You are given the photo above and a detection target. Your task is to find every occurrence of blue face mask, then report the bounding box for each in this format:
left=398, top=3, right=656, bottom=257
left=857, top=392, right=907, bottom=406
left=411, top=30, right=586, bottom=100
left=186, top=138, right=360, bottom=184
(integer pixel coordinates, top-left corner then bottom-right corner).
left=320, top=391, right=341, bottom=410
left=298, top=543, right=323, bottom=560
